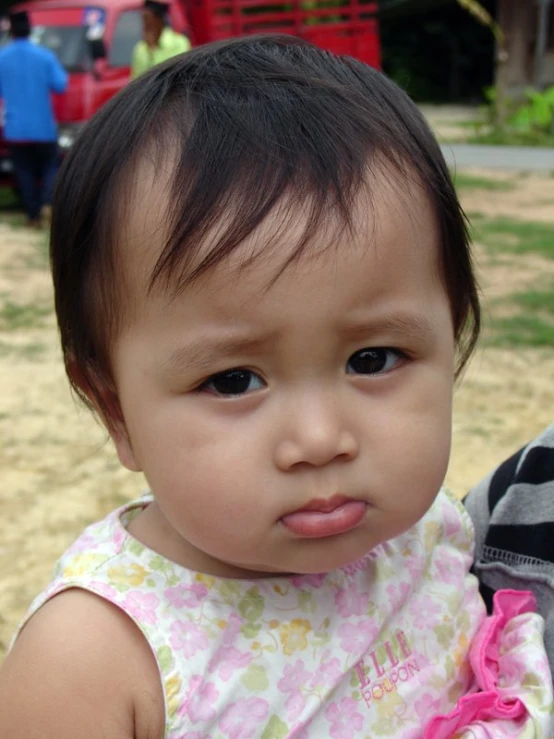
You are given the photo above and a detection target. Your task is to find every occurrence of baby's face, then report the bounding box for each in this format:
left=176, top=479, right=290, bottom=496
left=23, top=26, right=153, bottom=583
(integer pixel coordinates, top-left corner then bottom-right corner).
left=108, top=172, right=456, bottom=577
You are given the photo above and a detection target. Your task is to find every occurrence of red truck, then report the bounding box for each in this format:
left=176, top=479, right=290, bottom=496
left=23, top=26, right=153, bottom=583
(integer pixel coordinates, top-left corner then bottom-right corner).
left=0, top=0, right=380, bottom=179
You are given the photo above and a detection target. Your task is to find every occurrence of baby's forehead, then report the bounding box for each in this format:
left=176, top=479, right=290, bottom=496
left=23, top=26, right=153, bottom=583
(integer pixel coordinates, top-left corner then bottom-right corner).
left=116, top=154, right=439, bottom=307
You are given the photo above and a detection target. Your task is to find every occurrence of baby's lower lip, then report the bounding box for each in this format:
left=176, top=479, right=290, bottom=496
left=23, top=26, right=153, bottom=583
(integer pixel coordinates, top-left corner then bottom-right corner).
left=280, top=501, right=367, bottom=538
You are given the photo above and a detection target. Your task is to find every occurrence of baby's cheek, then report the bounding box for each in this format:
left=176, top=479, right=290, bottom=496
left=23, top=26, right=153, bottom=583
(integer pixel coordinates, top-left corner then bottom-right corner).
left=384, top=432, right=449, bottom=513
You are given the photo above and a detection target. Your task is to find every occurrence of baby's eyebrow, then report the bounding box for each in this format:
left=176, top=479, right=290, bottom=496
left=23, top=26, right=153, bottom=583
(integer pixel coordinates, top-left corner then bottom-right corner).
left=340, top=312, right=437, bottom=344
left=162, top=333, right=277, bottom=373
left=162, top=312, right=436, bottom=374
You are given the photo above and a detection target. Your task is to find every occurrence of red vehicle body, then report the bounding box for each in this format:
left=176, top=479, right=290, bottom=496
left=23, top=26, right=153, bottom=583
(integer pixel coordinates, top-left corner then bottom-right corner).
left=0, top=0, right=380, bottom=179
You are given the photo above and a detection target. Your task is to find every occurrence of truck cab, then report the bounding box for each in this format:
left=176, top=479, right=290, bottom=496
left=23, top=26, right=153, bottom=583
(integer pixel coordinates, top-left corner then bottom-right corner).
left=0, top=0, right=379, bottom=180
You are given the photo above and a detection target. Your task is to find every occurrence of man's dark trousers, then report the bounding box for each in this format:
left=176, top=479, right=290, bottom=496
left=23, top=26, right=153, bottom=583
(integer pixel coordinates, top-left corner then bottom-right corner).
left=9, top=141, right=58, bottom=222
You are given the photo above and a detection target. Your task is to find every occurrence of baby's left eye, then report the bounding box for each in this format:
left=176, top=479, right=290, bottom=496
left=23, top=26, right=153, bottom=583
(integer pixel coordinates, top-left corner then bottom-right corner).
left=346, top=348, right=404, bottom=376
left=199, top=369, right=265, bottom=397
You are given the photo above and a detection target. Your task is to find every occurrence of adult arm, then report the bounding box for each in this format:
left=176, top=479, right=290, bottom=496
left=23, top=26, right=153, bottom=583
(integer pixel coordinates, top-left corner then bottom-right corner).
left=464, top=443, right=528, bottom=565
left=0, top=589, right=164, bottom=739
left=464, top=423, right=554, bottom=672
left=47, top=51, right=68, bottom=93
left=174, top=33, right=191, bottom=55
left=465, top=424, right=554, bottom=568
left=131, top=41, right=149, bottom=79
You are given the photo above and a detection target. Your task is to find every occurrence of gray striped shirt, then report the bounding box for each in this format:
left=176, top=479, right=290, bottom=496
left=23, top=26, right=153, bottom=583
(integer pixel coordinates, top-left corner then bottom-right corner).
left=465, top=423, right=554, bottom=671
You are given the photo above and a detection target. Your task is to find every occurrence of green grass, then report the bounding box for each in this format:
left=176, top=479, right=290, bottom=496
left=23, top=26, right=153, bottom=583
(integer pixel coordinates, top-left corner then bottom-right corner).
left=488, top=314, right=554, bottom=347
left=24, top=231, right=50, bottom=269
left=470, top=215, right=554, bottom=259
left=0, top=211, right=26, bottom=228
left=0, top=301, right=52, bottom=331
left=0, top=186, right=20, bottom=210
left=471, top=212, right=554, bottom=348
left=512, top=288, right=554, bottom=315
left=484, top=280, right=554, bottom=348
left=452, top=172, right=515, bottom=192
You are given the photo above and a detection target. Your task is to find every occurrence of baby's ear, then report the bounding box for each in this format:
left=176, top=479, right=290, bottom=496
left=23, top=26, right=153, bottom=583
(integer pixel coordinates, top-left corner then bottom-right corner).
left=66, top=357, right=142, bottom=472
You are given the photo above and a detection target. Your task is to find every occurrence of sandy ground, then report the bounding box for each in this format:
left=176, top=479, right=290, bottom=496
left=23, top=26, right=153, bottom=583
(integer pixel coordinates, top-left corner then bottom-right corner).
left=1, top=171, right=554, bottom=658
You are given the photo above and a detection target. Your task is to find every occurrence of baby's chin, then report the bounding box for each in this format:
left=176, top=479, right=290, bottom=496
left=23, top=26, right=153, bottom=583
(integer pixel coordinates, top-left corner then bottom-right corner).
left=227, top=549, right=377, bottom=579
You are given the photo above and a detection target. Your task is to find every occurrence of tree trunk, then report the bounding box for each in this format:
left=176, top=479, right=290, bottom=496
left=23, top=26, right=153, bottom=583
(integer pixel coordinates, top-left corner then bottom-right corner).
left=534, top=0, right=553, bottom=90
left=495, top=0, right=509, bottom=127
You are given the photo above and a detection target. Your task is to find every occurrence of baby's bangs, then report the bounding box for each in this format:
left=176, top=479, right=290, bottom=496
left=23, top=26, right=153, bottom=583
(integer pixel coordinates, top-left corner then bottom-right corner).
left=144, top=73, right=386, bottom=294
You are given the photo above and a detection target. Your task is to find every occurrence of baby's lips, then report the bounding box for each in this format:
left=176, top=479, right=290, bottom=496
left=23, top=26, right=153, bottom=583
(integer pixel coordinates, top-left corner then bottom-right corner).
left=280, top=501, right=367, bottom=538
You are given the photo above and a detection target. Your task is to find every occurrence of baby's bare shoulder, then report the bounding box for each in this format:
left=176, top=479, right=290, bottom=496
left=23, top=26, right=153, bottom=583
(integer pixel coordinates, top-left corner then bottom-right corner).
left=0, top=588, right=164, bottom=739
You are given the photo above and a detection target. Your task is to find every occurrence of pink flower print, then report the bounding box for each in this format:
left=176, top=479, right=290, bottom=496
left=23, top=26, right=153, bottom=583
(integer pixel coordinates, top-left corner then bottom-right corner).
left=278, top=660, right=311, bottom=694
left=285, top=691, right=306, bottom=722
left=290, top=573, right=327, bottom=588
left=182, top=734, right=211, bottom=739
left=210, top=646, right=252, bottom=681
left=179, top=675, right=219, bottom=724
left=219, top=698, right=269, bottom=739
left=410, top=595, right=442, bottom=629
left=113, top=526, right=126, bottom=549
left=334, top=582, right=369, bottom=617
left=500, top=626, right=520, bottom=653
left=170, top=620, right=209, bottom=658
left=290, top=725, right=310, bottom=739
left=341, top=555, right=372, bottom=577
left=325, top=698, right=363, bottom=738
left=338, top=619, right=378, bottom=655
left=89, top=580, right=118, bottom=600
left=68, top=531, right=97, bottom=554
left=165, top=583, right=209, bottom=609
left=222, top=613, right=243, bottom=646
left=442, top=502, right=462, bottom=538
left=386, top=582, right=411, bottom=610
left=434, top=552, right=463, bottom=585
left=402, top=730, right=424, bottom=739
left=533, top=652, right=551, bottom=680
left=404, top=552, right=425, bottom=580
left=121, top=590, right=160, bottom=625
left=414, top=693, right=441, bottom=723
left=309, top=654, right=342, bottom=688
left=497, top=652, right=528, bottom=687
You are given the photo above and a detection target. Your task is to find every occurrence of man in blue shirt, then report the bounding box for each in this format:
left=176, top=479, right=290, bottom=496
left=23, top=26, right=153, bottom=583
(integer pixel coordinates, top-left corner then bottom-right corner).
left=0, top=11, right=67, bottom=226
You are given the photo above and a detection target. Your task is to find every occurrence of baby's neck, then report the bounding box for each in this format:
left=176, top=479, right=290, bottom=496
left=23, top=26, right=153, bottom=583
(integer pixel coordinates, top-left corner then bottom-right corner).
left=125, top=500, right=293, bottom=580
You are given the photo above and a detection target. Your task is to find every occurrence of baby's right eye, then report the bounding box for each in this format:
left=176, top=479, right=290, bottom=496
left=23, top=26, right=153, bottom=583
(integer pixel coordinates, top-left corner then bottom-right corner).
left=199, top=369, right=266, bottom=397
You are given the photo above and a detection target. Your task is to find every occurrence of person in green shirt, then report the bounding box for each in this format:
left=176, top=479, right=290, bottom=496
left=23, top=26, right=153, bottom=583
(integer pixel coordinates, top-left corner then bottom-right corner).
left=131, top=0, right=191, bottom=79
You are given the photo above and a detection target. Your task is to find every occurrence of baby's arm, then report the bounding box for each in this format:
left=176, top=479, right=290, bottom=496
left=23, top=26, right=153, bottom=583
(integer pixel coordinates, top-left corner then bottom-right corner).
left=0, top=589, right=164, bottom=738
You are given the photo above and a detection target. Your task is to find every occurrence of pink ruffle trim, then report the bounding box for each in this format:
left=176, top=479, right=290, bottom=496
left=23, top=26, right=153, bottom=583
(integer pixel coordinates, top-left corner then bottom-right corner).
left=423, top=589, right=537, bottom=739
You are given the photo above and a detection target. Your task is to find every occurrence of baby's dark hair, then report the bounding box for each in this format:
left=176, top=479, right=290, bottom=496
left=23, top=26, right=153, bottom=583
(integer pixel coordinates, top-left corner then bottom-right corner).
left=51, top=34, right=479, bottom=419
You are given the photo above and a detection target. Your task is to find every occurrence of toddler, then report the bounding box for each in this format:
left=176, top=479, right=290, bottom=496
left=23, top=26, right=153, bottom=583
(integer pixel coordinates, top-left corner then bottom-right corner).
left=0, top=36, right=552, bottom=738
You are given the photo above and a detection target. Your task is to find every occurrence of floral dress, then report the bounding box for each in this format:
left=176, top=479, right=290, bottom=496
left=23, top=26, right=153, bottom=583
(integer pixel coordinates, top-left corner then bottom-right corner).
left=13, top=490, right=553, bottom=738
